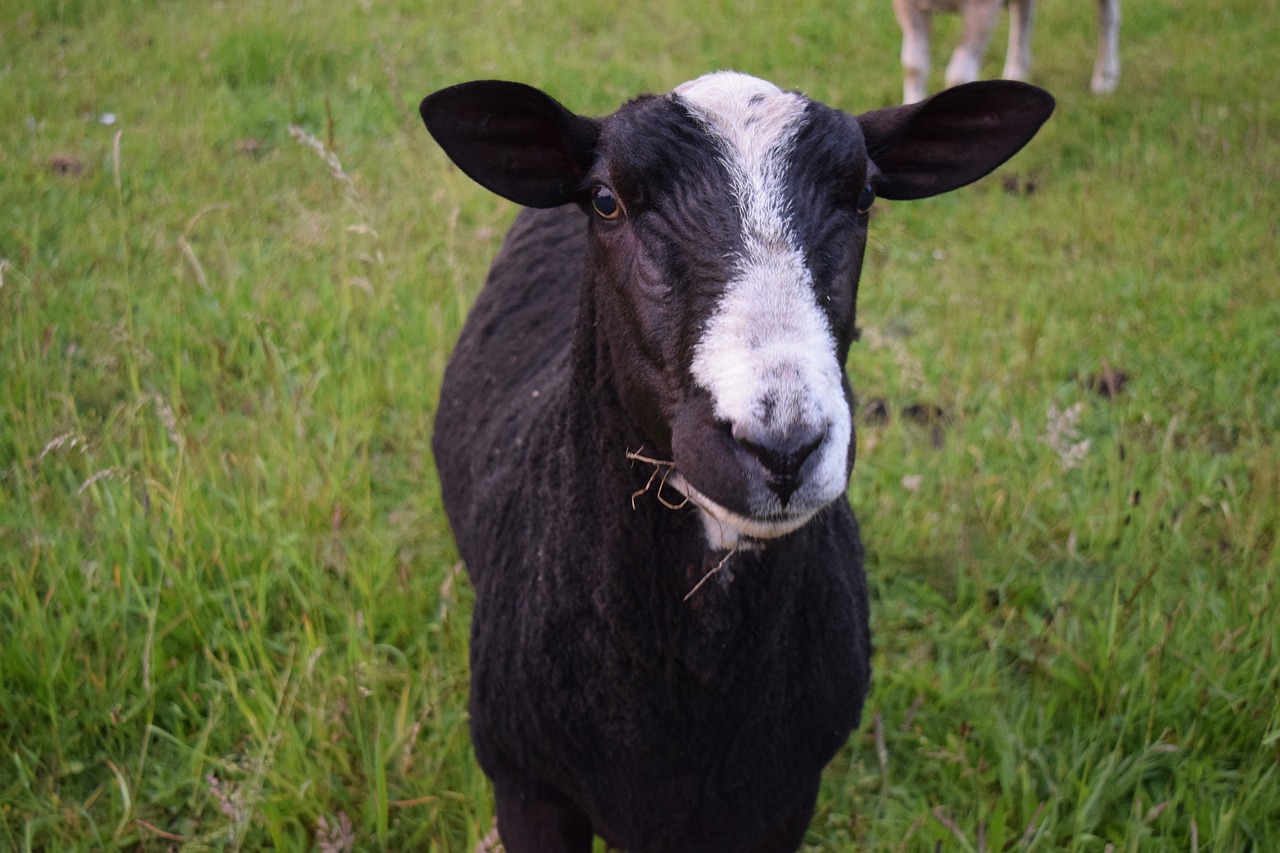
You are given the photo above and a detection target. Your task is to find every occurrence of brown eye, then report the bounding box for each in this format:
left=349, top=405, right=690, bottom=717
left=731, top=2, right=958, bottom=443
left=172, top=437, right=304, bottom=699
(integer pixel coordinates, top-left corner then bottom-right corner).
left=591, top=186, right=623, bottom=220
left=856, top=183, right=875, bottom=215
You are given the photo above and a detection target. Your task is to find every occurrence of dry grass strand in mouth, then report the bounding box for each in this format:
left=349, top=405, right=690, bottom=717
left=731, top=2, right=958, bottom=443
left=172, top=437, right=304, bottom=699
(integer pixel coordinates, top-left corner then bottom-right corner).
left=625, top=448, right=747, bottom=600
left=625, top=449, right=690, bottom=510
left=683, top=548, right=736, bottom=602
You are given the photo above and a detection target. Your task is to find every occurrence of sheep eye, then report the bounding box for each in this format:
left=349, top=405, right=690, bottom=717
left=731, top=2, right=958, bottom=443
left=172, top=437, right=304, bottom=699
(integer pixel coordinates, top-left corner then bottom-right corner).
left=856, top=183, right=876, bottom=215
left=591, top=186, right=624, bottom=220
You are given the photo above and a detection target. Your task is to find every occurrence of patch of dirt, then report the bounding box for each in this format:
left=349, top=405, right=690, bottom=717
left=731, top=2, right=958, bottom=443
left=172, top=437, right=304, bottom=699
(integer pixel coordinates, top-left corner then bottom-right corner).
left=859, top=398, right=890, bottom=425
left=48, top=152, right=84, bottom=177
left=1001, top=172, right=1040, bottom=196
left=1081, top=366, right=1130, bottom=398
left=233, top=137, right=266, bottom=156
left=902, top=402, right=949, bottom=425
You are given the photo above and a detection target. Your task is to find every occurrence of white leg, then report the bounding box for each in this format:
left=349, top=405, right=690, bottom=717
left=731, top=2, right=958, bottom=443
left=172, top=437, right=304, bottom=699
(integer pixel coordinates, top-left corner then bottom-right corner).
left=894, top=0, right=932, bottom=103
left=1003, top=0, right=1034, bottom=81
left=1092, top=0, right=1121, bottom=93
left=945, top=0, right=1001, bottom=89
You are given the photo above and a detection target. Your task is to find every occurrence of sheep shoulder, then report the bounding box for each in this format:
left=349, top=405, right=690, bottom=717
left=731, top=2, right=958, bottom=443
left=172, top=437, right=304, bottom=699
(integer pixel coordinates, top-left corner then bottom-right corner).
left=432, top=204, right=585, bottom=575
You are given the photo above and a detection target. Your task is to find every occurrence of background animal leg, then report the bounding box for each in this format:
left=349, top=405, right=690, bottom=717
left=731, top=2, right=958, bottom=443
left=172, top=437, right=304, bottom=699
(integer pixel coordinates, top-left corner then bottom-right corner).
left=945, top=0, right=1001, bottom=88
left=893, top=0, right=933, bottom=103
left=1092, top=0, right=1121, bottom=92
left=1002, top=0, right=1034, bottom=81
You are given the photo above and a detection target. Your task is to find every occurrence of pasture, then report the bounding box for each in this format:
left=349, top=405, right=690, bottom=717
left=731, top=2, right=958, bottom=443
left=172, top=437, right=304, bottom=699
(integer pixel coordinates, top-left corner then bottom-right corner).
left=1, top=0, right=1276, bottom=849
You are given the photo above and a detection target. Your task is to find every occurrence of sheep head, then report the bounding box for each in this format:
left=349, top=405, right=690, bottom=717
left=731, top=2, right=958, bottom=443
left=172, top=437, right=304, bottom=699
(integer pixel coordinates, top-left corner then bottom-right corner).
left=421, top=73, right=1053, bottom=549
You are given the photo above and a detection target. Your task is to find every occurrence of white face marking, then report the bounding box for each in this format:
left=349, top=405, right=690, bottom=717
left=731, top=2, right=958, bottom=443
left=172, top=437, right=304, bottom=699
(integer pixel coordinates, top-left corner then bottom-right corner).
left=671, top=72, right=853, bottom=539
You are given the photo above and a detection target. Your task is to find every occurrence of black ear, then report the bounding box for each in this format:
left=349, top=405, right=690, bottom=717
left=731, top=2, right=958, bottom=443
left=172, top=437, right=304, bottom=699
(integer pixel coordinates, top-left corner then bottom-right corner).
left=419, top=81, right=601, bottom=208
left=857, top=81, right=1055, bottom=200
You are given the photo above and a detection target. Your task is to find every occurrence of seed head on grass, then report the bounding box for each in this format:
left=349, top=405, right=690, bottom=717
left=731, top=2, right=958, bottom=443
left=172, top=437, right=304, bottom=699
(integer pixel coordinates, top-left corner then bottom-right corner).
left=78, top=466, right=130, bottom=495
left=40, top=431, right=83, bottom=459
left=206, top=772, right=250, bottom=825
left=315, top=812, right=355, bottom=853
left=475, top=821, right=505, bottom=853
left=1042, top=402, right=1091, bottom=471
left=152, top=393, right=183, bottom=451
left=288, top=124, right=353, bottom=193
left=288, top=122, right=385, bottom=293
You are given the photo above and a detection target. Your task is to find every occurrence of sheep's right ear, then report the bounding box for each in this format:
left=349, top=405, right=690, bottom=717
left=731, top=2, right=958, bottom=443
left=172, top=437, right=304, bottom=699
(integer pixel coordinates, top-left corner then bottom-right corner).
left=420, top=81, right=601, bottom=208
left=857, top=81, right=1055, bottom=200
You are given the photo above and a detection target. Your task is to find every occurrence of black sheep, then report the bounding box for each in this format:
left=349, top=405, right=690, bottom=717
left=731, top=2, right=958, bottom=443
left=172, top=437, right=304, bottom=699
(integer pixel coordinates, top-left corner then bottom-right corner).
left=420, top=72, right=1053, bottom=853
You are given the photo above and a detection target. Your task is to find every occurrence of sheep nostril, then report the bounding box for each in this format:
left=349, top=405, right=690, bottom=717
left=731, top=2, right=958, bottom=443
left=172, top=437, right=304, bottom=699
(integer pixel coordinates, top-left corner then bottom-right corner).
left=732, top=424, right=826, bottom=507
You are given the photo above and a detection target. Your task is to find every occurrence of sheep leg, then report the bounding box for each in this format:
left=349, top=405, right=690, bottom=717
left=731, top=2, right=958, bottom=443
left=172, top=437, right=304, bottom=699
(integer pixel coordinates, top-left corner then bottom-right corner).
left=745, top=779, right=821, bottom=853
left=893, top=0, right=932, bottom=104
left=945, top=0, right=1001, bottom=89
left=1092, top=0, right=1121, bottom=93
left=1002, top=0, right=1034, bottom=81
left=492, top=776, right=593, bottom=853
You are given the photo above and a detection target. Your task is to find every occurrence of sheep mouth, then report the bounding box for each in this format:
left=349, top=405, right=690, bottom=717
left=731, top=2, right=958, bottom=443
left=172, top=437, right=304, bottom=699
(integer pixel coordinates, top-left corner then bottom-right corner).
left=669, top=473, right=825, bottom=549
left=659, top=395, right=852, bottom=549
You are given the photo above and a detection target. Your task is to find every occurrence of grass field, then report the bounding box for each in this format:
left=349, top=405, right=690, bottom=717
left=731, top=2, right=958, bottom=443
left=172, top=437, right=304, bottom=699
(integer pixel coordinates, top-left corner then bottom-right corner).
left=1, top=0, right=1277, bottom=849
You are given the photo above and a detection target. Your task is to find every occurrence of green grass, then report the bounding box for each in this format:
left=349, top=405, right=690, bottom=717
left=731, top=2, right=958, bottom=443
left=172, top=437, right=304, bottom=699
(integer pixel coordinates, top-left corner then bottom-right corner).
left=1, top=0, right=1276, bottom=849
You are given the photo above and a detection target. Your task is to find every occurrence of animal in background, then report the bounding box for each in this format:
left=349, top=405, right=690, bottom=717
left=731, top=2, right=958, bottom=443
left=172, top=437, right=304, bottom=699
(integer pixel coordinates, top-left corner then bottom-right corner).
left=893, top=0, right=1120, bottom=103
left=419, top=71, right=1054, bottom=852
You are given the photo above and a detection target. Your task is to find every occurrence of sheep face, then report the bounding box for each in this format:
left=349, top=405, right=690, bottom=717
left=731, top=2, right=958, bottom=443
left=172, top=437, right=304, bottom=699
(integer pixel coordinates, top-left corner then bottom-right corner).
left=578, top=74, right=869, bottom=547
left=421, top=73, right=1055, bottom=549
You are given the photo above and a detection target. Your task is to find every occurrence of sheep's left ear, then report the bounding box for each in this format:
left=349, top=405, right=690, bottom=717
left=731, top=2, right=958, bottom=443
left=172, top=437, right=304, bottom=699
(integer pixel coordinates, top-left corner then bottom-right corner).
left=420, top=81, right=601, bottom=208
left=857, top=81, right=1055, bottom=200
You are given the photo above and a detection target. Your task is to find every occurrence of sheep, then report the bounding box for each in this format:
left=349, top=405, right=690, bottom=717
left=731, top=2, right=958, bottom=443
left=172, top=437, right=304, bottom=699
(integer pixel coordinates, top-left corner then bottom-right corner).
left=893, top=0, right=1120, bottom=103
left=419, top=71, right=1054, bottom=853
